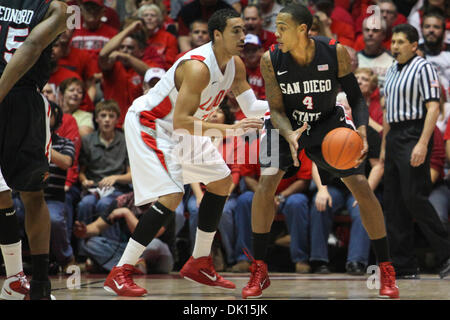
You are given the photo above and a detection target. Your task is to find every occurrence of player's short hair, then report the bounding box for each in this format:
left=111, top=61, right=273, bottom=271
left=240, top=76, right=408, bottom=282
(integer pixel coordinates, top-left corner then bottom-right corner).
left=208, top=9, right=240, bottom=43
left=354, top=68, right=378, bottom=92
left=59, top=77, right=85, bottom=95
left=95, top=100, right=121, bottom=119
left=280, top=3, right=313, bottom=31
left=392, top=24, right=419, bottom=43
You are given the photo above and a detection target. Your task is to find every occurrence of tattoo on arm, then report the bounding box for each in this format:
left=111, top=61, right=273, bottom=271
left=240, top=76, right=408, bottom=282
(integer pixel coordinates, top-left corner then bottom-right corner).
left=260, top=51, right=293, bottom=136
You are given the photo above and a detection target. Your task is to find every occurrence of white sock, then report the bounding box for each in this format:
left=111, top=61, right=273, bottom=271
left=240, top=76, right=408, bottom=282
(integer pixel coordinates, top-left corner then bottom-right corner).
left=192, top=228, right=216, bottom=259
left=117, top=238, right=146, bottom=267
left=1, top=241, right=23, bottom=277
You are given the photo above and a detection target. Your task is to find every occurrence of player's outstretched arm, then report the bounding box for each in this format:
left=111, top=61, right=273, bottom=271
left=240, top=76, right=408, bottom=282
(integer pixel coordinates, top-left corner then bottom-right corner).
left=0, top=1, right=69, bottom=102
left=231, top=56, right=269, bottom=118
left=260, top=51, right=307, bottom=166
left=173, top=60, right=262, bottom=137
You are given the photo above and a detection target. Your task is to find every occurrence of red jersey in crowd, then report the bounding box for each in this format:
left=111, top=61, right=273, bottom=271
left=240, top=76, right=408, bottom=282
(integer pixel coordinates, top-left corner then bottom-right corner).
left=430, top=127, right=446, bottom=181
left=258, top=29, right=277, bottom=51
left=143, top=28, right=179, bottom=70
left=71, top=23, right=118, bottom=57
left=368, top=88, right=383, bottom=126
left=246, top=66, right=265, bottom=100
left=58, top=47, right=99, bottom=81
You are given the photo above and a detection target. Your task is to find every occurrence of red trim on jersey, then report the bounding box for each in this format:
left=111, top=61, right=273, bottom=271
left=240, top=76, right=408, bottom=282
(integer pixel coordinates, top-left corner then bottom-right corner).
left=139, top=97, right=173, bottom=173
left=190, top=55, right=205, bottom=61
left=329, top=39, right=337, bottom=45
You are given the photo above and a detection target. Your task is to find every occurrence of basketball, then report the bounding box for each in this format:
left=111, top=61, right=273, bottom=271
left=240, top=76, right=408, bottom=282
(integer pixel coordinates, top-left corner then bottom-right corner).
left=322, top=127, right=363, bottom=170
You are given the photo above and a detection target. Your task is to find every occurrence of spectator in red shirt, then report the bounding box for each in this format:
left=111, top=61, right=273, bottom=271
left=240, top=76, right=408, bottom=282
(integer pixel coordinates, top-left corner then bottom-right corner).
left=71, top=0, right=118, bottom=57
left=354, top=68, right=384, bottom=134
left=241, top=34, right=266, bottom=100
left=242, top=5, right=278, bottom=52
left=99, top=20, right=157, bottom=128
left=445, top=120, right=450, bottom=174
left=231, top=137, right=312, bottom=273
left=175, top=19, right=210, bottom=60
left=138, top=4, right=179, bottom=69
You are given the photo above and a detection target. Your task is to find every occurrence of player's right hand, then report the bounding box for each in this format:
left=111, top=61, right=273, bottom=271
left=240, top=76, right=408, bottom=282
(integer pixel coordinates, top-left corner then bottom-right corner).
left=286, top=122, right=308, bottom=167
left=232, top=117, right=263, bottom=136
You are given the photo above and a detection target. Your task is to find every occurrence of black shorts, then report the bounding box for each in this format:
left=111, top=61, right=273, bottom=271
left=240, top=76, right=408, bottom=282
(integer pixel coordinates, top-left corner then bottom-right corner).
left=260, top=105, right=365, bottom=184
left=0, top=88, right=51, bottom=191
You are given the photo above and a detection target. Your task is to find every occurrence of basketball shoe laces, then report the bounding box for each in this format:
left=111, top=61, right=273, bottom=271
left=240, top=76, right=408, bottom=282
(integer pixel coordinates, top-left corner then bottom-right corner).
left=243, top=248, right=263, bottom=287
left=380, top=263, right=396, bottom=287
left=119, top=265, right=140, bottom=288
left=15, top=273, right=29, bottom=294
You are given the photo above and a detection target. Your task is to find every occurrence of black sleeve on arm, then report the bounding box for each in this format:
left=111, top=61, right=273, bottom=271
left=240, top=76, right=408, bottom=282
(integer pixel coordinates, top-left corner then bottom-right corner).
left=337, top=73, right=369, bottom=128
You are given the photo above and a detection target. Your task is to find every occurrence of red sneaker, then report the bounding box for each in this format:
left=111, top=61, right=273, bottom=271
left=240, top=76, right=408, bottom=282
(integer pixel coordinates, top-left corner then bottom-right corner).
left=379, top=262, right=400, bottom=299
left=242, top=249, right=270, bottom=299
left=0, top=271, right=30, bottom=300
left=180, top=256, right=235, bottom=290
left=103, top=264, right=147, bottom=297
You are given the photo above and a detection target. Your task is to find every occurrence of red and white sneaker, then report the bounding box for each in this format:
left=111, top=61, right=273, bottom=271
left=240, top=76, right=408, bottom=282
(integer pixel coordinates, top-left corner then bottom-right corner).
left=103, top=264, right=148, bottom=297
left=0, top=271, right=30, bottom=300
left=241, top=249, right=270, bottom=299
left=379, top=262, right=400, bottom=299
left=180, top=255, right=235, bottom=290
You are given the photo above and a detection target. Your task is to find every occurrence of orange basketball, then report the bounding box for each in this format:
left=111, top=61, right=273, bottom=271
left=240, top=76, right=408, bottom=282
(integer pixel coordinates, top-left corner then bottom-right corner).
left=322, top=127, right=363, bottom=170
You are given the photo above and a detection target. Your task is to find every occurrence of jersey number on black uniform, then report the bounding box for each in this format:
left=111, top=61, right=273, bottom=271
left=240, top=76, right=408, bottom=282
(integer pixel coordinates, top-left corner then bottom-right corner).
left=0, top=26, right=29, bottom=63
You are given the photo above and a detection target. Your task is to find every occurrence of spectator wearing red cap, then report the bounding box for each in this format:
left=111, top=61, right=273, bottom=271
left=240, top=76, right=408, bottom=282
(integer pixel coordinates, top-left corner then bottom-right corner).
left=71, top=0, right=118, bottom=58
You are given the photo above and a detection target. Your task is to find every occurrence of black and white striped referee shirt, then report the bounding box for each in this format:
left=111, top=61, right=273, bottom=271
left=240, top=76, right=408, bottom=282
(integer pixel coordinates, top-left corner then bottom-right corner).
left=384, top=55, right=440, bottom=124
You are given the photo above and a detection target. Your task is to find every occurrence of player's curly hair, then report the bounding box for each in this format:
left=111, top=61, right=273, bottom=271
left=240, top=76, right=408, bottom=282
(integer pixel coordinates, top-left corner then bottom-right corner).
left=208, top=8, right=240, bottom=43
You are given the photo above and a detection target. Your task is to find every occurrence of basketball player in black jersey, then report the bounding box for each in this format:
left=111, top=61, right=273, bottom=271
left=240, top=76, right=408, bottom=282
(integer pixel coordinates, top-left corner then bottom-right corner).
left=242, top=4, right=400, bottom=299
left=0, top=0, right=68, bottom=300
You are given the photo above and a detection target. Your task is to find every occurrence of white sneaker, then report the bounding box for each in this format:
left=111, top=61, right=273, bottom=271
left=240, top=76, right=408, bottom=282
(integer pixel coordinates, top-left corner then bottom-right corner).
left=0, top=272, right=30, bottom=300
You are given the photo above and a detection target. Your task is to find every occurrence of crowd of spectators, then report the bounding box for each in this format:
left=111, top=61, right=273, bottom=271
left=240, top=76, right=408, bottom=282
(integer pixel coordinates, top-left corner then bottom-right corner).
left=4, top=0, right=449, bottom=277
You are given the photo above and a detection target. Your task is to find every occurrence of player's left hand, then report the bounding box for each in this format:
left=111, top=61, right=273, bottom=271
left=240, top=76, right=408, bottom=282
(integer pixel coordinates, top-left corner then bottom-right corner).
left=410, top=142, right=427, bottom=167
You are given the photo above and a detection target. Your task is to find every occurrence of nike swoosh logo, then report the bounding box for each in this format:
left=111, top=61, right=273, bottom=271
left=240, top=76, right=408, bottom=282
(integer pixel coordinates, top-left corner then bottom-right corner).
left=340, top=116, right=345, bottom=121
left=4, top=289, right=12, bottom=295
left=277, top=70, right=288, bottom=75
left=152, top=205, right=164, bottom=215
left=200, top=270, right=217, bottom=282
left=113, top=279, right=124, bottom=290
left=211, top=81, right=218, bottom=85
left=260, top=279, right=266, bottom=289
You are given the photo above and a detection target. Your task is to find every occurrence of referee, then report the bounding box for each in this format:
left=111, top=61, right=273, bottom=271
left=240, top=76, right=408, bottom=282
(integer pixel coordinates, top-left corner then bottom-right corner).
left=381, top=24, right=450, bottom=279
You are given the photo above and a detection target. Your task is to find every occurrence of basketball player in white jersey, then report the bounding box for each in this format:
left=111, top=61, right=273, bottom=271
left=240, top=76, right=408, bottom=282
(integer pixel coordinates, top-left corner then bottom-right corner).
left=103, top=9, right=269, bottom=297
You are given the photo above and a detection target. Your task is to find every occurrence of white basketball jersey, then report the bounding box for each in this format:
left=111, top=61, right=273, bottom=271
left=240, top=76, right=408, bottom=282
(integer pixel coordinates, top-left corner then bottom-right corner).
left=129, top=42, right=235, bottom=133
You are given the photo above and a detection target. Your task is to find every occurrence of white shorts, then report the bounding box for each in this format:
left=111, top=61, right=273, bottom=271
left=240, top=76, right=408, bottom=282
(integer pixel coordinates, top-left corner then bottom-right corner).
left=0, top=168, right=10, bottom=192
left=125, top=110, right=230, bottom=206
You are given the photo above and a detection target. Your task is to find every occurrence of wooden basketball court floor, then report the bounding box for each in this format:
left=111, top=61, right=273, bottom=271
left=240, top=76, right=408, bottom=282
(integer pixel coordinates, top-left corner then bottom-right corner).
left=4, top=272, right=447, bottom=300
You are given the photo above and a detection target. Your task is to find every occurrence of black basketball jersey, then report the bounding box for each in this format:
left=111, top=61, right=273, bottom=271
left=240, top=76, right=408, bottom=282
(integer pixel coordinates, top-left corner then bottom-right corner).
left=0, top=0, right=54, bottom=90
left=270, top=36, right=340, bottom=131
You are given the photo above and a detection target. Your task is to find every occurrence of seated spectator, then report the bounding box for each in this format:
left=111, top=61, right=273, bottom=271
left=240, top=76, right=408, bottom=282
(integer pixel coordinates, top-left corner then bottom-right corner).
left=14, top=102, right=76, bottom=273
left=231, top=137, right=312, bottom=274
left=259, top=0, right=284, bottom=33
left=42, top=84, right=82, bottom=238
left=429, top=127, right=450, bottom=233
left=73, top=192, right=175, bottom=273
left=77, top=100, right=132, bottom=226
left=71, top=0, right=119, bottom=58
left=354, top=68, right=383, bottom=133
left=52, top=28, right=99, bottom=111
left=98, top=20, right=156, bottom=128
left=175, top=19, right=210, bottom=59
left=408, top=0, right=449, bottom=43
left=143, top=67, right=166, bottom=93
left=187, top=104, right=240, bottom=271
left=177, top=0, right=234, bottom=53
left=241, top=34, right=266, bottom=100
left=356, top=15, right=394, bottom=94
left=243, top=5, right=278, bottom=51
left=59, top=77, right=95, bottom=137
left=135, top=0, right=177, bottom=34
left=308, top=100, right=383, bottom=274
left=310, top=0, right=355, bottom=47
left=138, top=4, right=179, bottom=69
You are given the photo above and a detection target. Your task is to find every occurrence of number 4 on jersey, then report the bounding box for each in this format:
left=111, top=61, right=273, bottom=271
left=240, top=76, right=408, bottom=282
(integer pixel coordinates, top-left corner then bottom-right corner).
left=303, top=96, right=313, bottom=110
left=0, top=26, right=30, bottom=63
